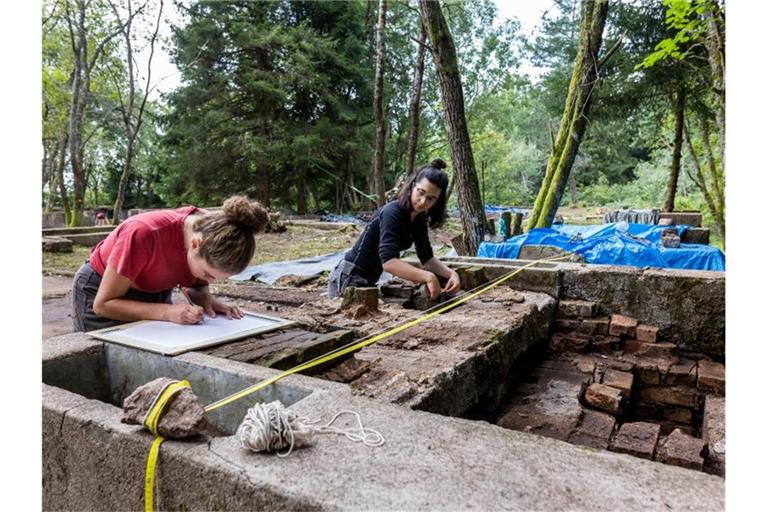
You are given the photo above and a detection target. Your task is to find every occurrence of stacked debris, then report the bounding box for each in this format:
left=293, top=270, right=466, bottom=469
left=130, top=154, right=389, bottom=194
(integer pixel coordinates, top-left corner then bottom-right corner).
left=497, top=300, right=725, bottom=475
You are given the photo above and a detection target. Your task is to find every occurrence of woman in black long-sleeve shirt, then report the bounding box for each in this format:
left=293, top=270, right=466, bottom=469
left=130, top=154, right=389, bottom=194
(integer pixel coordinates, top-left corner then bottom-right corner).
left=328, top=158, right=461, bottom=299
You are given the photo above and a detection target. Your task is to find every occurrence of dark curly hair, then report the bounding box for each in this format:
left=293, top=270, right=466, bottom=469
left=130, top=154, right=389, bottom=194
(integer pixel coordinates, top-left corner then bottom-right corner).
left=398, top=158, right=449, bottom=229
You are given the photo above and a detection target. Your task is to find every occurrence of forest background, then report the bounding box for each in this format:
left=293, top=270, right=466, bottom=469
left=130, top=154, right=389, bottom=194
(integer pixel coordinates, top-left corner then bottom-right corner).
left=39, top=0, right=725, bottom=248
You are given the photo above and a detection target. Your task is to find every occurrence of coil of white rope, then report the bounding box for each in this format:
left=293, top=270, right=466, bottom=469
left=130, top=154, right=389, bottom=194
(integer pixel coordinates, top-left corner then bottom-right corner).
left=236, top=401, right=385, bottom=457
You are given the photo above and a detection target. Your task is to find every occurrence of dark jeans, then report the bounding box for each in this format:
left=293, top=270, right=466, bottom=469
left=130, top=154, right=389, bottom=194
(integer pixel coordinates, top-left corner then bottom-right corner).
left=327, top=259, right=375, bottom=298
left=71, top=261, right=172, bottom=332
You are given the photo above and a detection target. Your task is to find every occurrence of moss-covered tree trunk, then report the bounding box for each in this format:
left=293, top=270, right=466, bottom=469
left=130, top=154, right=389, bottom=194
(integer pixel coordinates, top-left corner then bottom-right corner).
left=526, top=0, right=609, bottom=230
left=372, top=0, right=387, bottom=206
left=419, top=0, right=486, bottom=255
left=405, top=23, right=427, bottom=178
left=663, top=87, right=686, bottom=212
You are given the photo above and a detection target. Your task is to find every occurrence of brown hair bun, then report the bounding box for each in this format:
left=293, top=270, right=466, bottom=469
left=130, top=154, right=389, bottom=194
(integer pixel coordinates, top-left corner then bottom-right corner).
left=430, top=158, right=447, bottom=170
left=222, top=195, right=268, bottom=233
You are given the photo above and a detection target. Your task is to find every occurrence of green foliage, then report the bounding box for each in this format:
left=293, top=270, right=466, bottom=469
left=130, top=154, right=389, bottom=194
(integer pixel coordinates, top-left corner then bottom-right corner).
left=637, top=0, right=710, bottom=69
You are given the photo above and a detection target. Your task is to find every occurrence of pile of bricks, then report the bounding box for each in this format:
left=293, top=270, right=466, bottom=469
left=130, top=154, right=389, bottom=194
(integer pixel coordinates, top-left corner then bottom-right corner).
left=496, top=299, right=725, bottom=475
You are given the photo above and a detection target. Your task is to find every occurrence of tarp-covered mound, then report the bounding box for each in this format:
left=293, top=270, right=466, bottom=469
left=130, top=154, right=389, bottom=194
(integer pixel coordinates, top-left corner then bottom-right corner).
left=477, top=223, right=725, bottom=271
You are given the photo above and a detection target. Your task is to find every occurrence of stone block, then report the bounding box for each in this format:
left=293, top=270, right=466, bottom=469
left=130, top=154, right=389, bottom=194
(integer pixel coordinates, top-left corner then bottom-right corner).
left=549, top=332, right=591, bottom=353
left=634, top=360, right=661, bottom=385
left=454, top=266, right=488, bottom=290
left=584, top=383, right=623, bottom=415
left=636, top=324, right=659, bottom=343
left=625, top=340, right=677, bottom=359
left=602, top=369, right=633, bottom=397
left=42, top=236, right=73, bottom=253
left=341, top=286, right=379, bottom=310
left=557, top=300, right=598, bottom=319
left=702, top=395, right=725, bottom=476
left=610, top=421, right=661, bottom=460
left=568, top=409, right=616, bottom=449
left=637, top=386, right=701, bottom=409
left=697, top=360, right=725, bottom=395
left=656, top=428, right=706, bottom=470
left=555, top=318, right=582, bottom=331
left=590, top=335, right=622, bottom=353
left=609, top=314, right=638, bottom=338
left=578, top=317, right=611, bottom=335
left=666, top=359, right=697, bottom=387
left=680, top=227, right=710, bottom=245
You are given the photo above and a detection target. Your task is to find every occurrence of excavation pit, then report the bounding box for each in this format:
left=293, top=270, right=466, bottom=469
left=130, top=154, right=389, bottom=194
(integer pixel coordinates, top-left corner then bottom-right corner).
left=43, top=259, right=725, bottom=510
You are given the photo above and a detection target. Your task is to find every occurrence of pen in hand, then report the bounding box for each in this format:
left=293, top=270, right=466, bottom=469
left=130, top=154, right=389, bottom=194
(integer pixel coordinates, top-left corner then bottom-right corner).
left=178, top=286, right=205, bottom=324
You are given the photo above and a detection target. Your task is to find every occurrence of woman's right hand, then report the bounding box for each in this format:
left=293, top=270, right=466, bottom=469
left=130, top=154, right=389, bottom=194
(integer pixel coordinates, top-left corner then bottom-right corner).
left=425, top=273, right=442, bottom=299
left=167, top=304, right=205, bottom=325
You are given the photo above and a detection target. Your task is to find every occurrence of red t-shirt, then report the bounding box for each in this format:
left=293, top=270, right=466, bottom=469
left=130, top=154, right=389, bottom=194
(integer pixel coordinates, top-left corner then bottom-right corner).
left=89, top=206, right=200, bottom=292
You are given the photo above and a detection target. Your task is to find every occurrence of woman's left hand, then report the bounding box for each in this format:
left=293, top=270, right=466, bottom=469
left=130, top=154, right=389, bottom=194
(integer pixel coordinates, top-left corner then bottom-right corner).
left=443, top=270, right=461, bottom=294
left=191, top=288, right=244, bottom=319
left=205, top=297, right=244, bottom=319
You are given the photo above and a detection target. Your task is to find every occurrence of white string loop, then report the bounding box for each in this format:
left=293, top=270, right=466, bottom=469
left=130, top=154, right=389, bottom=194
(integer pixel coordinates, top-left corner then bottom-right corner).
left=236, top=401, right=384, bottom=457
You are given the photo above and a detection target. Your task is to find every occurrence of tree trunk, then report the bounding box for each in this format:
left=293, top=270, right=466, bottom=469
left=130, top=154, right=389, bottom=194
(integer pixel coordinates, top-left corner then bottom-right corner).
left=55, top=126, right=71, bottom=224
left=568, top=171, right=577, bottom=205
left=255, top=161, right=271, bottom=208
left=296, top=166, right=307, bottom=215
left=372, top=0, right=387, bottom=206
left=704, top=1, right=725, bottom=168
left=526, top=0, right=609, bottom=230
left=663, top=87, right=685, bottom=212
left=419, top=0, right=486, bottom=255
left=405, top=23, right=427, bottom=178
left=111, top=0, right=164, bottom=225
left=683, top=121, right=724, bottom=247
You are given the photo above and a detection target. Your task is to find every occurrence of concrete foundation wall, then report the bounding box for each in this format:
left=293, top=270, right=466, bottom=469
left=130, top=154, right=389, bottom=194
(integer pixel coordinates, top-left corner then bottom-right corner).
left=43, top=333, right=724, bottom=511
left=440, top=257, right=725, bottom=360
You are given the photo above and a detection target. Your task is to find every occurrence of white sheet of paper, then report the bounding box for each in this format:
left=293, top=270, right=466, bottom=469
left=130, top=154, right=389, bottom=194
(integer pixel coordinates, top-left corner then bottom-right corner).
left=90, top=312, right=291, bottom=355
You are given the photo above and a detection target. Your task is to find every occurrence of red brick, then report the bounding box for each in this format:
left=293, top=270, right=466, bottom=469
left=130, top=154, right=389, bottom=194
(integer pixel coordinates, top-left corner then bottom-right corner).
left=666, top=359, right=697, bottom=387
left=590, top=335, right=622, bottom=353
left=569, top=409, right=616, bottom=449
left=584, top=383, right=623, bottom=414
left=656, top=428, right=705, bottom=470
left=637, top=386, right=701, bottom=409
left=555, top=318, right=582, bottom=331
left=636, top=324, right=659, bottom=343
left=577, top=317, right=611, bottom=335
left=610, top=422, right=661, bottom=460
left=625, top=340, right=677, bottom=358
left=551, top=332, right=591, bottom=353
left=697, top=360, right=725, bottom=395
left=609, top=314, right=638, bottom=337
left=602, top=369, right=634, bottom=397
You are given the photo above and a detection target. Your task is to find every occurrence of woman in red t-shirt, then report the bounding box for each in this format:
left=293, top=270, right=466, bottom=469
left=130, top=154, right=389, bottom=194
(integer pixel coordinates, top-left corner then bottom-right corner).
left=72, top=196, right=268, bottom=332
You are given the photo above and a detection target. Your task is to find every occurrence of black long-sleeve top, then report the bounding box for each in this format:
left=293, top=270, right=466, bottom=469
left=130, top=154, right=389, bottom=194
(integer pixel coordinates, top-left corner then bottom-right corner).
left=343, top=200, right=434, bottom=282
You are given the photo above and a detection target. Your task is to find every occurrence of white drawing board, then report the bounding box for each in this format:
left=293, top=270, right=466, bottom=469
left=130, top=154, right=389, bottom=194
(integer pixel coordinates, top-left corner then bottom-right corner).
left=88, top=312, right=294, bottom=355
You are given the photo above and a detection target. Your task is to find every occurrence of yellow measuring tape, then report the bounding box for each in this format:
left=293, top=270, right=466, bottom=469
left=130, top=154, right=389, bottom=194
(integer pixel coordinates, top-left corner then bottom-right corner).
left=204, top=254, right=572, bottom=412
left=143, top=253, right=572, bottom=510
left=143, top=379, right=191, bottom=512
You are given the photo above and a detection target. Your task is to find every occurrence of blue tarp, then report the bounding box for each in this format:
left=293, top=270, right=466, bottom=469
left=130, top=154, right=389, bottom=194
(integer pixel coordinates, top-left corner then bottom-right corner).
left=484, top=204, right=530, bottom=216
left=477, top=223, right=725, bottom=271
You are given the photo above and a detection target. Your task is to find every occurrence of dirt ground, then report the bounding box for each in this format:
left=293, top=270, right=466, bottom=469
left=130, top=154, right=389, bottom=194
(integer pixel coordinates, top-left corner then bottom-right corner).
left=41, top=208, right=605, bottom=341
left=43, top=274, right=76, bottom=339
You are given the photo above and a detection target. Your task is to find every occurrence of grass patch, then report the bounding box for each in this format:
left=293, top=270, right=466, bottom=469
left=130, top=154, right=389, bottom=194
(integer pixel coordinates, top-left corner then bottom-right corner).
left=249, top=225, right=358, bottom=265
left=43, top=246, right=91, bottom=275
left=41, top=225, right=359, bottom=275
